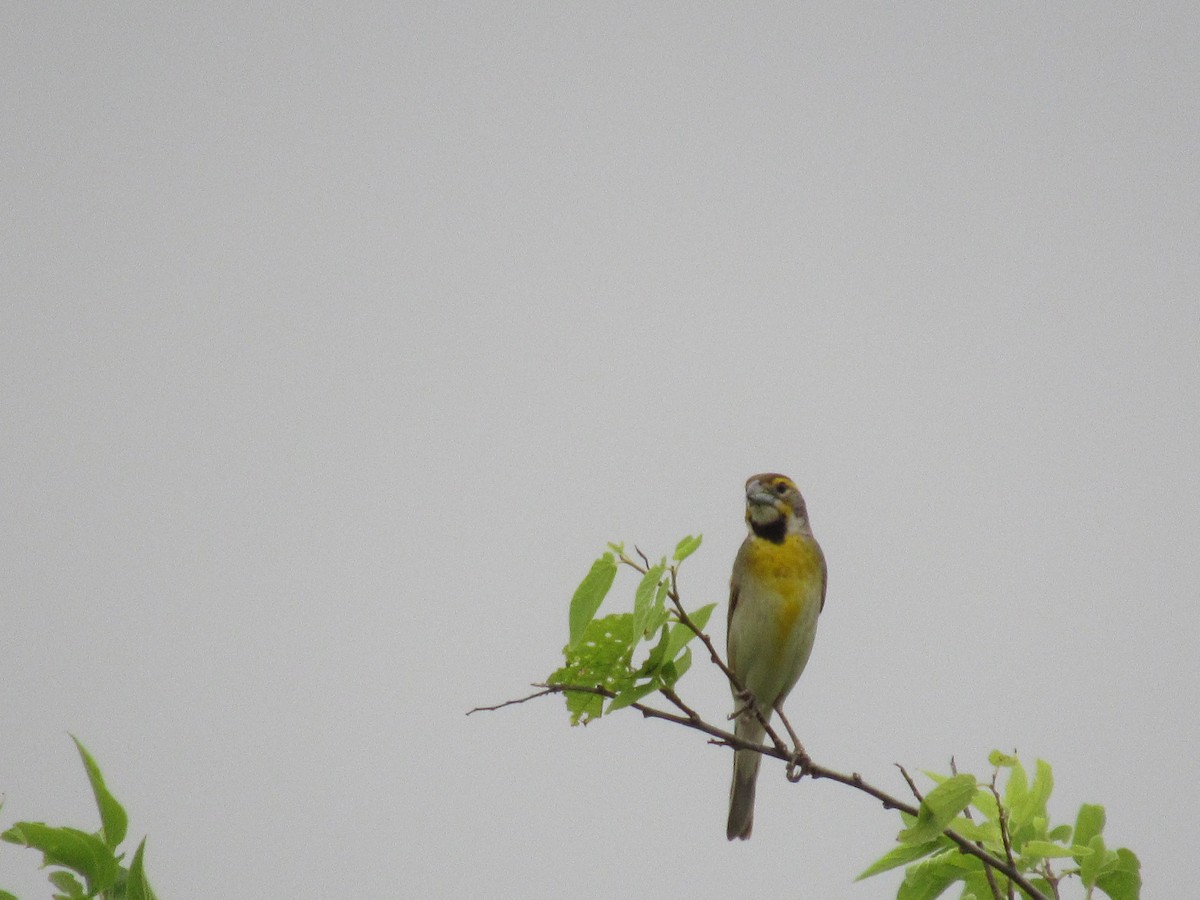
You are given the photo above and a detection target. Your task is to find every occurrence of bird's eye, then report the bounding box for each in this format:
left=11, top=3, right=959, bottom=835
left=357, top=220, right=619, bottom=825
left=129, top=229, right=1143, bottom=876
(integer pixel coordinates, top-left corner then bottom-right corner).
left=774, top=482, right=789, bottom=494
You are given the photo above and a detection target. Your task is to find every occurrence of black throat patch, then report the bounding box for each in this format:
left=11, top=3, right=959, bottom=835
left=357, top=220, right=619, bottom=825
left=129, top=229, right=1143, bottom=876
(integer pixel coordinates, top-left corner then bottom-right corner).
left=750, top=518, right=787, bottom=544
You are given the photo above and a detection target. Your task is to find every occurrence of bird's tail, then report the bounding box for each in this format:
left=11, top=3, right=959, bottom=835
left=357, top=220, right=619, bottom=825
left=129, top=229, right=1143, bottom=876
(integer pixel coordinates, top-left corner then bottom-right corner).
left=727, top=715, right=766, bottom=840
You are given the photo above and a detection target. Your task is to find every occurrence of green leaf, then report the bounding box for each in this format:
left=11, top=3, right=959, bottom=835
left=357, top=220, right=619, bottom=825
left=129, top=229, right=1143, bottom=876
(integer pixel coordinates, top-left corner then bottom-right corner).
left=898, top=774, right=977, bottom=845
left=558, top=686, right=603, bottom=725
left=672, top=534, right=702, bottom=562
left=1047, top=823, right=1072, bottom=842
left=896, top=852, right=960, bottom=900
left=1074, top=803, right=1106, bottom=853
left=1, top=823, right=120, bottom=894
left=970, top=787, right=998, bottom=821
left=946, top=817, right=999, bottom=844
left=1009, top=813, right=1048, bottom=853
left=662, top=646, right=692, bottom=686
left=1003, top=758, right=1028, bottom=809
left=1022, top=840, right=1081, bottom=859
left=1096, top=847, right=1141, bottom=900
left=856, top=840, right=943, bottom=880
left=959, top=869, right=996, bottom=900
left=687, top=602, right=715, bottom=631
left=937, top=847, right=985, bottom=871
left=649, top=580, right=670, bottom=632
left=1011, top=759, right=1053, bottom=830
left=0, top=892, right=18, bottom=900
left=568, top=554, right=618, bottom=648
left=548, top=613, right=636, bottom=725
left=606, top=680, right=660, bottom=713
left=988, top=749, right=1018, bottom=767
left=48, top=870, right=87, bottom=898
left=70, top=736, right=129, bottom=849
left=661, top=603, right=716, bottom=663
left=1080, top=833, right=1107, bottom=888
left=632, top=564, right=666, bottom=642
left=126, top=837, right=158, bottom=900
left=635, top=624, right=671, bottom=677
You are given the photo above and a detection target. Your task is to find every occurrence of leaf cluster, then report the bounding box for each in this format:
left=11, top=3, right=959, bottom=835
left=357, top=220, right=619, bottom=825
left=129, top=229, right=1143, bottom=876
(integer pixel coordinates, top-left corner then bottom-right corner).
left=1, top=737, right=157, bottom=900
left=859, top=752, right=1140, bottom=900
left=547, top=537, right=712, bottom=725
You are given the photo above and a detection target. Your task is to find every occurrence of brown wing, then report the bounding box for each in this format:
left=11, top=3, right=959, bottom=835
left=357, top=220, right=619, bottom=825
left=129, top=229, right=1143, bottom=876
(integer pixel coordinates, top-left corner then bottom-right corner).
left=725, top=581, right=739, bottom=669
left=727, top=540, right=743, bottom=635
left=726, top=538, right=750, bottom=667
left=818, top=545, right=828, bottom=613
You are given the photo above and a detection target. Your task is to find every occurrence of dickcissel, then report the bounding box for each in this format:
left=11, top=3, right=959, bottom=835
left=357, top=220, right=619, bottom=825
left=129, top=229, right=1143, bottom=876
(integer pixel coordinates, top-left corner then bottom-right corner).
left=726, top=473, right=826, bottom=840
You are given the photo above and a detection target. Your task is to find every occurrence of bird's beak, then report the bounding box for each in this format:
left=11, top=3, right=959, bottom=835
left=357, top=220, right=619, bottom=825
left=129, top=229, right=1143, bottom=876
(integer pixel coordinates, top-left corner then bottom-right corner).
left=745, top=481, right=775, bottom=507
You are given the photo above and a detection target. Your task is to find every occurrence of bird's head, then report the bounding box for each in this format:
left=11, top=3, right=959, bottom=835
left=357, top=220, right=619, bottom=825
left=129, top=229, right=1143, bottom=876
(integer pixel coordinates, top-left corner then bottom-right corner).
left=744, top=473, right=810, bottom=541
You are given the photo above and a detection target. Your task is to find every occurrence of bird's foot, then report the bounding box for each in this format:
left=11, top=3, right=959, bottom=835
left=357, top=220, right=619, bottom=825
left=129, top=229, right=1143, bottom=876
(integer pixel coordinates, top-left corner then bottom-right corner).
left=727, top=688, right=756, bottom=721
left=786, top=747, right=813, bottom=783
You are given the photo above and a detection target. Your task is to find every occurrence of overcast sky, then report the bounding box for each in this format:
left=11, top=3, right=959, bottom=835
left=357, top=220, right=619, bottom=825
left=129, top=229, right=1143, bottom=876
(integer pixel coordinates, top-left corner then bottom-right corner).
left=3, top=4, right=1198, bottom=898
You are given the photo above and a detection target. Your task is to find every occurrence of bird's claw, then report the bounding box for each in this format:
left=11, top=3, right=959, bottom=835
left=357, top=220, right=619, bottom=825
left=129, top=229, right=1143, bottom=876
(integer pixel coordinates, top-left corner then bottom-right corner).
left=786, top=748, right=812, bottom=783
left=728, top=689, right=756, bottom=721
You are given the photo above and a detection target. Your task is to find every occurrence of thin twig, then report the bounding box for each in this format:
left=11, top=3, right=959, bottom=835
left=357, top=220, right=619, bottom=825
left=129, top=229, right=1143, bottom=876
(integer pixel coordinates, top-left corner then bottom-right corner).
left=517, top=682, right=768, bottom=751
left=1039, top=861, right=1061, bottom=900
left=659, top=687, right=700, bottom=722
left=990, top=781, right=1018, bottom=900
left=896, top=764, right=923, bottom=802
left=467, top=688, right=558, bottom=714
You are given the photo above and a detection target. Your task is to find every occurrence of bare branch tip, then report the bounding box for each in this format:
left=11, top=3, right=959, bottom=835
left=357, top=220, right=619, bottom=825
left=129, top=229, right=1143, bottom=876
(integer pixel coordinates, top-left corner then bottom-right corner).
left=895, top=764, right=923, bottom=802
left=466, top=686, right=559, bottom=715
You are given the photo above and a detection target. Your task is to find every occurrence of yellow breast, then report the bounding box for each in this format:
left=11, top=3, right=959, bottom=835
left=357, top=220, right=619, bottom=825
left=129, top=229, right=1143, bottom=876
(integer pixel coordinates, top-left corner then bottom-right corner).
left=743, top=534, right=823, bottom=633
left=744, top=534, right=823, bottom=599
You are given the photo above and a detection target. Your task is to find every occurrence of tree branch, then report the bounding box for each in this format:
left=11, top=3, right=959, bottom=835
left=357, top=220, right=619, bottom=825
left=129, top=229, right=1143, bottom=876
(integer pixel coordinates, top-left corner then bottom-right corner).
left=479, top=548, right=1049, bottom=900
left=473, top=682, right=1047, bottom=900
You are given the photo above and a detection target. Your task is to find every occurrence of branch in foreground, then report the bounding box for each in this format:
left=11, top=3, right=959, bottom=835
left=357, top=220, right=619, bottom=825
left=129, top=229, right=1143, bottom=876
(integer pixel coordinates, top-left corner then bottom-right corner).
left=470, top=683, right=1048, bottom=900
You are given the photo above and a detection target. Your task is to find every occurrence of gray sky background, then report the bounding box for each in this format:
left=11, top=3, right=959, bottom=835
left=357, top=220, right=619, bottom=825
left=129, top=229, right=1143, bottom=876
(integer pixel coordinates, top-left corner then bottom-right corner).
left=3, top=4, right=1198, bottom=898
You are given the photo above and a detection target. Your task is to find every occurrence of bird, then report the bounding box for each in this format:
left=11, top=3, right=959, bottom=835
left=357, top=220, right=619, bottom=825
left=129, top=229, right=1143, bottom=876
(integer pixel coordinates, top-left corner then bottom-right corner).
left=726, top=473, right=827, bottom=840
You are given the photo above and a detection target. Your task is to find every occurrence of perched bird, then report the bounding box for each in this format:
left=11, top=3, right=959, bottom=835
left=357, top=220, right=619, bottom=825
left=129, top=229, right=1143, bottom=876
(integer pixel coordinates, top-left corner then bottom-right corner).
left=726, top=473, right=827, bottom=840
